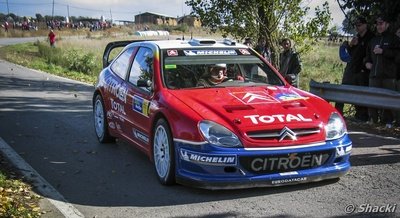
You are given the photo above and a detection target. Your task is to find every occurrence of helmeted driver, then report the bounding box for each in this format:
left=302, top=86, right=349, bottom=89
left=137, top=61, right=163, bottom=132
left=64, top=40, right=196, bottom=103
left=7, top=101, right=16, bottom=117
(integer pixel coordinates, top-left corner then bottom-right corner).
left=197, top=63, right=227, bottom=87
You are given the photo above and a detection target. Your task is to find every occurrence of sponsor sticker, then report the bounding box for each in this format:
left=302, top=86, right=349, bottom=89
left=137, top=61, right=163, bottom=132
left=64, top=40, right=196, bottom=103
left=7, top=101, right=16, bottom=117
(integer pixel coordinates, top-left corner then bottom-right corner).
left=108, top=122, right=115, bottom=129
left=336, top=144, right=352, bottom=157
left=180, top=149, right=237, bottom=166
left=272, top=177, right=307, bottom=185
left=183, top=50, right=237, bottom=56
left=106, top=111, right=113, bottom=119
left=133, top=129, right=149, bottom=143
left=244, top=114, right=313, bottom=124
left=250, top=153, right=327, bottom=172
left=110, top=98, right=126, bottom=115
left=275, top=93, right=307, bottom=101
left=231, top=91, right=278, bottom=104
left=167, top=50, right=178, bottom=56
left=165, top=64, right=177, bottom=69
left=132, top=95, right=150, bottom=117
left=105, top=77, right=128, bottom=103
left=239, top=49, right=250, bottom=55
left=116, top=123, right=122, bottom=131
left=279, top=171, right=298, bottom=176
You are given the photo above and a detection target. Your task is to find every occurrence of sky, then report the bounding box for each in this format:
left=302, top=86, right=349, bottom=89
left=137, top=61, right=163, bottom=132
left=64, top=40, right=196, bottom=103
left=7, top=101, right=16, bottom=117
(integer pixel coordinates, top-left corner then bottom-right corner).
left=0, top=0, right=345, bottom=27
left=306, top=0, right=346, bottom=27
left=0, top=0, right=192, bottom=20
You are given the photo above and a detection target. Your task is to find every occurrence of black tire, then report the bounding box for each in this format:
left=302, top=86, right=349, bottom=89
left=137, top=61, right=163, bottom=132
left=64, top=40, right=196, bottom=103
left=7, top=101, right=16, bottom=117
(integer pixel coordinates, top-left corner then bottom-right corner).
left=153, top=118, right=175, bottom=185
left=93, top=94, right=115, bottom=143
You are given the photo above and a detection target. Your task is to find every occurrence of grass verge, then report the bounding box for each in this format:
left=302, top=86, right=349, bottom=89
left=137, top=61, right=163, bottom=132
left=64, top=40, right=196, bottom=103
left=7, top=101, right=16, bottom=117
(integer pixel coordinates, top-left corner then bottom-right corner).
left=0, top=41, right=99, bottom=85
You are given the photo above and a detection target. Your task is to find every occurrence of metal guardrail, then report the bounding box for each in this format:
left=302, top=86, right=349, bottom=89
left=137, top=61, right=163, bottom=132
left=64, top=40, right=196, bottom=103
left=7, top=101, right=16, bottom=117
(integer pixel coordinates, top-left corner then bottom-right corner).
left=309, top=79, right=400, bottom=110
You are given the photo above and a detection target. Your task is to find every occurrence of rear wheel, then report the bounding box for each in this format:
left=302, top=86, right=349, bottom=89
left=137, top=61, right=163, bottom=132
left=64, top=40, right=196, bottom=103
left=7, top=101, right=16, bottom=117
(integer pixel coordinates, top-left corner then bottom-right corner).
left=153, top=119, right=175, bottom=185
left=93, top=94, right=115, bottom=143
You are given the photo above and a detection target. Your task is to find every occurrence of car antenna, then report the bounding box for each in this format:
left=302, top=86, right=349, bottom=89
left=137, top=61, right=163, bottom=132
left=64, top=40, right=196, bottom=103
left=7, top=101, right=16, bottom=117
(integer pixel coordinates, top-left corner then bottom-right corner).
left=191, top=32, right=193, bottom=39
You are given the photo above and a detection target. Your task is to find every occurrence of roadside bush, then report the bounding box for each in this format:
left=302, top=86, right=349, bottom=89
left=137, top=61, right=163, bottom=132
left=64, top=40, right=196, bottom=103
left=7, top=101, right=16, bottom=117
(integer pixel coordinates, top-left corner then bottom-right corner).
left=37, top=42, right=97, bottom=75
left=173, top=24, right=189, bottom=33
left=37, top=42, right=63, bottom=65
left=64, top=49, right=97, bottom=75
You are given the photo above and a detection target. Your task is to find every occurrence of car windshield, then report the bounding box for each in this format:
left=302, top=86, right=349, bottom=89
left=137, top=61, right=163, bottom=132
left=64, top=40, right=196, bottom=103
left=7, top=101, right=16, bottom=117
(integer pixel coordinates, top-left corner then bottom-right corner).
left=162, top=48, right=284, bottom=89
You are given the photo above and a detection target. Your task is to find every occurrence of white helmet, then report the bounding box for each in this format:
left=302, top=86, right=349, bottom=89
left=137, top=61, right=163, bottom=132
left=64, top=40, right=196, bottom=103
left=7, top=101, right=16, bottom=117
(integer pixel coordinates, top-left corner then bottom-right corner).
left=209, top=63, right=226, bottom=84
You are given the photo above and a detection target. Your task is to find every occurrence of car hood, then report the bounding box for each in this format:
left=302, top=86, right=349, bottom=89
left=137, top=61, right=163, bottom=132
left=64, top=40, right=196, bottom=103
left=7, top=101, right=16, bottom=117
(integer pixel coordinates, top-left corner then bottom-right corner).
left=168, top=86, right=332, bottom=146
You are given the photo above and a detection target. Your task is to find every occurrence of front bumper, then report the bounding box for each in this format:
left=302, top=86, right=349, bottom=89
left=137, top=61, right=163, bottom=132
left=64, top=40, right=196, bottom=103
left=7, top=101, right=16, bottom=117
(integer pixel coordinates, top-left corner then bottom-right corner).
left=174, top=135, right=352, bottom=190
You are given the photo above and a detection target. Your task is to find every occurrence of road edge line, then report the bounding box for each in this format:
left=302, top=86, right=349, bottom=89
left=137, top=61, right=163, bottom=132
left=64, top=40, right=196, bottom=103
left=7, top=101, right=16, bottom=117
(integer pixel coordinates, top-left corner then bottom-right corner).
left=348, top=131, right=400, bottom=141
left=0, top=137, right=85, bottom=218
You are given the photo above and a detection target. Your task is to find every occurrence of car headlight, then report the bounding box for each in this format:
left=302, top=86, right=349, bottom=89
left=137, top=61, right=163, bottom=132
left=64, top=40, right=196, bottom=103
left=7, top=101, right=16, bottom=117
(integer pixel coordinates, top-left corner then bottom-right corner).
left=325, top=113, right=346, bottom=140
left=199, top=120, right=242, bottom=147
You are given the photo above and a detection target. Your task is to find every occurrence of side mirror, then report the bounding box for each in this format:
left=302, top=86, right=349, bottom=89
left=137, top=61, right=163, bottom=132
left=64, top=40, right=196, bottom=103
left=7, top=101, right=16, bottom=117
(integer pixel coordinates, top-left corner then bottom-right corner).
left=106, top=59, right=113, bottom=67
left=284, top=75, right=293, bottom=85
left=137, top=79, right=152, bottom=87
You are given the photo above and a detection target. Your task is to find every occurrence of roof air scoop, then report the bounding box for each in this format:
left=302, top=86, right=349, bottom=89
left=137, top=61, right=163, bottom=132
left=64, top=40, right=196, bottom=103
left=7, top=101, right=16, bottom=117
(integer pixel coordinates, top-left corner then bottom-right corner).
left=189, top=38, right=216, bottom=46
left=223, top=38, right=236, bottom=46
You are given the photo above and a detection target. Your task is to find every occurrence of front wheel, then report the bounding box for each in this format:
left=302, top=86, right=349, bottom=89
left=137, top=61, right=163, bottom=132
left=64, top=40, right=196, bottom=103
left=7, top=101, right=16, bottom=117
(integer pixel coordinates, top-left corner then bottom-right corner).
left=153, top=118, right=175, bottom=185
left=93, top=94, right=115, bottom=143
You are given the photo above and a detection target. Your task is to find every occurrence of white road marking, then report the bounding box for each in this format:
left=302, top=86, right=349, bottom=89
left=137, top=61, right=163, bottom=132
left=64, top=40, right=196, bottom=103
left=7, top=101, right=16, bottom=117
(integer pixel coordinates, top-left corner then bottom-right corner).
left=0, top=137, right=84, bottom=218
left=349, top=131, right=400, bottom=141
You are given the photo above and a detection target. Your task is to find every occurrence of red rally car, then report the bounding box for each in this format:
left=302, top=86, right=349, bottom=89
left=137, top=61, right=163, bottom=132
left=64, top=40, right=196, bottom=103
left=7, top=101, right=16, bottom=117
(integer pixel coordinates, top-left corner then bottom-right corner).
left=93, top=38, right=352, bottom=189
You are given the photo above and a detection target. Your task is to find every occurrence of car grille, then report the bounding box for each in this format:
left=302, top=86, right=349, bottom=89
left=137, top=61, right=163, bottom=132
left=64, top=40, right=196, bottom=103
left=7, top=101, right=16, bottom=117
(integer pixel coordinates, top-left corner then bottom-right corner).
left=246, top=127, right=321, bottom=141
left=239, top=150, right=333, bottom=174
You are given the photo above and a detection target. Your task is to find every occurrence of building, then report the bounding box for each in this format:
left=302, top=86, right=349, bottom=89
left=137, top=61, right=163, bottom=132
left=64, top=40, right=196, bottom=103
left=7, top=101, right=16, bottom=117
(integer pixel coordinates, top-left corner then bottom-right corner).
left=178, top=15, right=201, bottom=28
left=134, top=12, right=177, bottom=26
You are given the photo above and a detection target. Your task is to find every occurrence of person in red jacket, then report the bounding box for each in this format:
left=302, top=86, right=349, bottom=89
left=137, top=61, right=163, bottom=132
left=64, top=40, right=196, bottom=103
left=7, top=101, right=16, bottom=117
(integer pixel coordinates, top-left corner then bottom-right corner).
left=48, top=30, right=56, bottom=47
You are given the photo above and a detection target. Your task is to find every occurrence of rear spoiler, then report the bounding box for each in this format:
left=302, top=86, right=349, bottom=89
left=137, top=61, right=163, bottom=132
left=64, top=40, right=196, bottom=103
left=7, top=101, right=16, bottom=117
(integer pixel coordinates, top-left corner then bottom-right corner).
left=102, top=40, right=150, bottom=68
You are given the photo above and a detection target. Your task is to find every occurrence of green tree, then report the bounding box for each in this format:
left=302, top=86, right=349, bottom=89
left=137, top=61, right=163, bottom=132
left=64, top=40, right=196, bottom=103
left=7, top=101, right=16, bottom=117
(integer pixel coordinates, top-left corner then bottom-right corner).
left=0, top=13, right=6, bottom=22
left=35, top=13, right=44, bottom=22
left=185, top=0, right=331, bottom=65
left=8, top=13, right=19, bottom=22
left=337, top=0, right=400, bottom=26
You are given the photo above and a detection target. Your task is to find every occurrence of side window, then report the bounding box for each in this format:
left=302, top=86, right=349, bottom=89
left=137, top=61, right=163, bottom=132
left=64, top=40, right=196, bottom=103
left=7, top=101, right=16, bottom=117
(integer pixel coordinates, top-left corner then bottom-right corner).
left=129, top=47, right=154, bottom=87
left=242, top=64, right=269, bottom=83
left=110, top=47, right=134, bottom=79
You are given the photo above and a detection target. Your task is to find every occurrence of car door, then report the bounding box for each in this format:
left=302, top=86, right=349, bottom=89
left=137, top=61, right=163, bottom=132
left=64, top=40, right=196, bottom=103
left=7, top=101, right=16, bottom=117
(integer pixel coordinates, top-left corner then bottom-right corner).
left=106, top=47, right=135, bottom=136
left=124, top=46, right=155, bottom=152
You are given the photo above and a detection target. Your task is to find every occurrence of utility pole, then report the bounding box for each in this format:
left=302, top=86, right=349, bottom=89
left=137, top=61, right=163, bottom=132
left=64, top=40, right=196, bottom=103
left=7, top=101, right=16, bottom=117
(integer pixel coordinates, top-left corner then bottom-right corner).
left=109, top=9, right=113, bottom=22
left=67, top=5, right=70, bottom=20
left=6, top=0, right=9, bottom=15
left=52, top=0, right=55, bottom=20
left=66, top=5, right=70, bottom=25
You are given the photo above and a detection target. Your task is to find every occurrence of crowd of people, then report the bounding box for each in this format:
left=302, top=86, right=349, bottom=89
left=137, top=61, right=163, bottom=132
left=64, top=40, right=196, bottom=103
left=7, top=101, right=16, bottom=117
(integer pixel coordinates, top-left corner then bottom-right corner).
left=243, top=14, right=400, bottom=128
left=243, top=37, right=302, bottom=88
left=2, top=19, right=112, bottom=32
left=337, top=14, right=400, bottom=128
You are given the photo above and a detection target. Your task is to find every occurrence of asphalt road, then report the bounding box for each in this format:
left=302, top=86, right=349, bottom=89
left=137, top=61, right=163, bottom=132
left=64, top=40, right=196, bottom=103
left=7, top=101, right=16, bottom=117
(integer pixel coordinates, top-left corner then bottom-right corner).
left=0, top=36, right=46, bottom=46
left=0, top=59, right=399, bottom=217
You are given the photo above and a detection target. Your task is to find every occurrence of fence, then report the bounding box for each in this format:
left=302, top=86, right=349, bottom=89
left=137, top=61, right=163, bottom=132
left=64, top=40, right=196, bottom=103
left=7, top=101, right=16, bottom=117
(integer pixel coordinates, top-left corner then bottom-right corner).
left=309, top=79, right=400, bottom=110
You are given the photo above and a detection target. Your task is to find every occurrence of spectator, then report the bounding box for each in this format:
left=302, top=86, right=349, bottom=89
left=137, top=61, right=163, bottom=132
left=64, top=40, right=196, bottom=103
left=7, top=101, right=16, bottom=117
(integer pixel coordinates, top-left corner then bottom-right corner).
left=254, top=37, right=271, bottom=62
left=279, top=38, right=302, bottom=88
left=335, top=16, right=374, bottom=121
left=364, top=14, right=400, bottom=128
left=48, top=30, right=56, bottom=47
left=4, top=21, right=9, bottom=32
left=394, top=26, right=400, bottom=126
left=197, top=64, right=227, bottom=87
left=243, top=37, right=253, bottom=47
